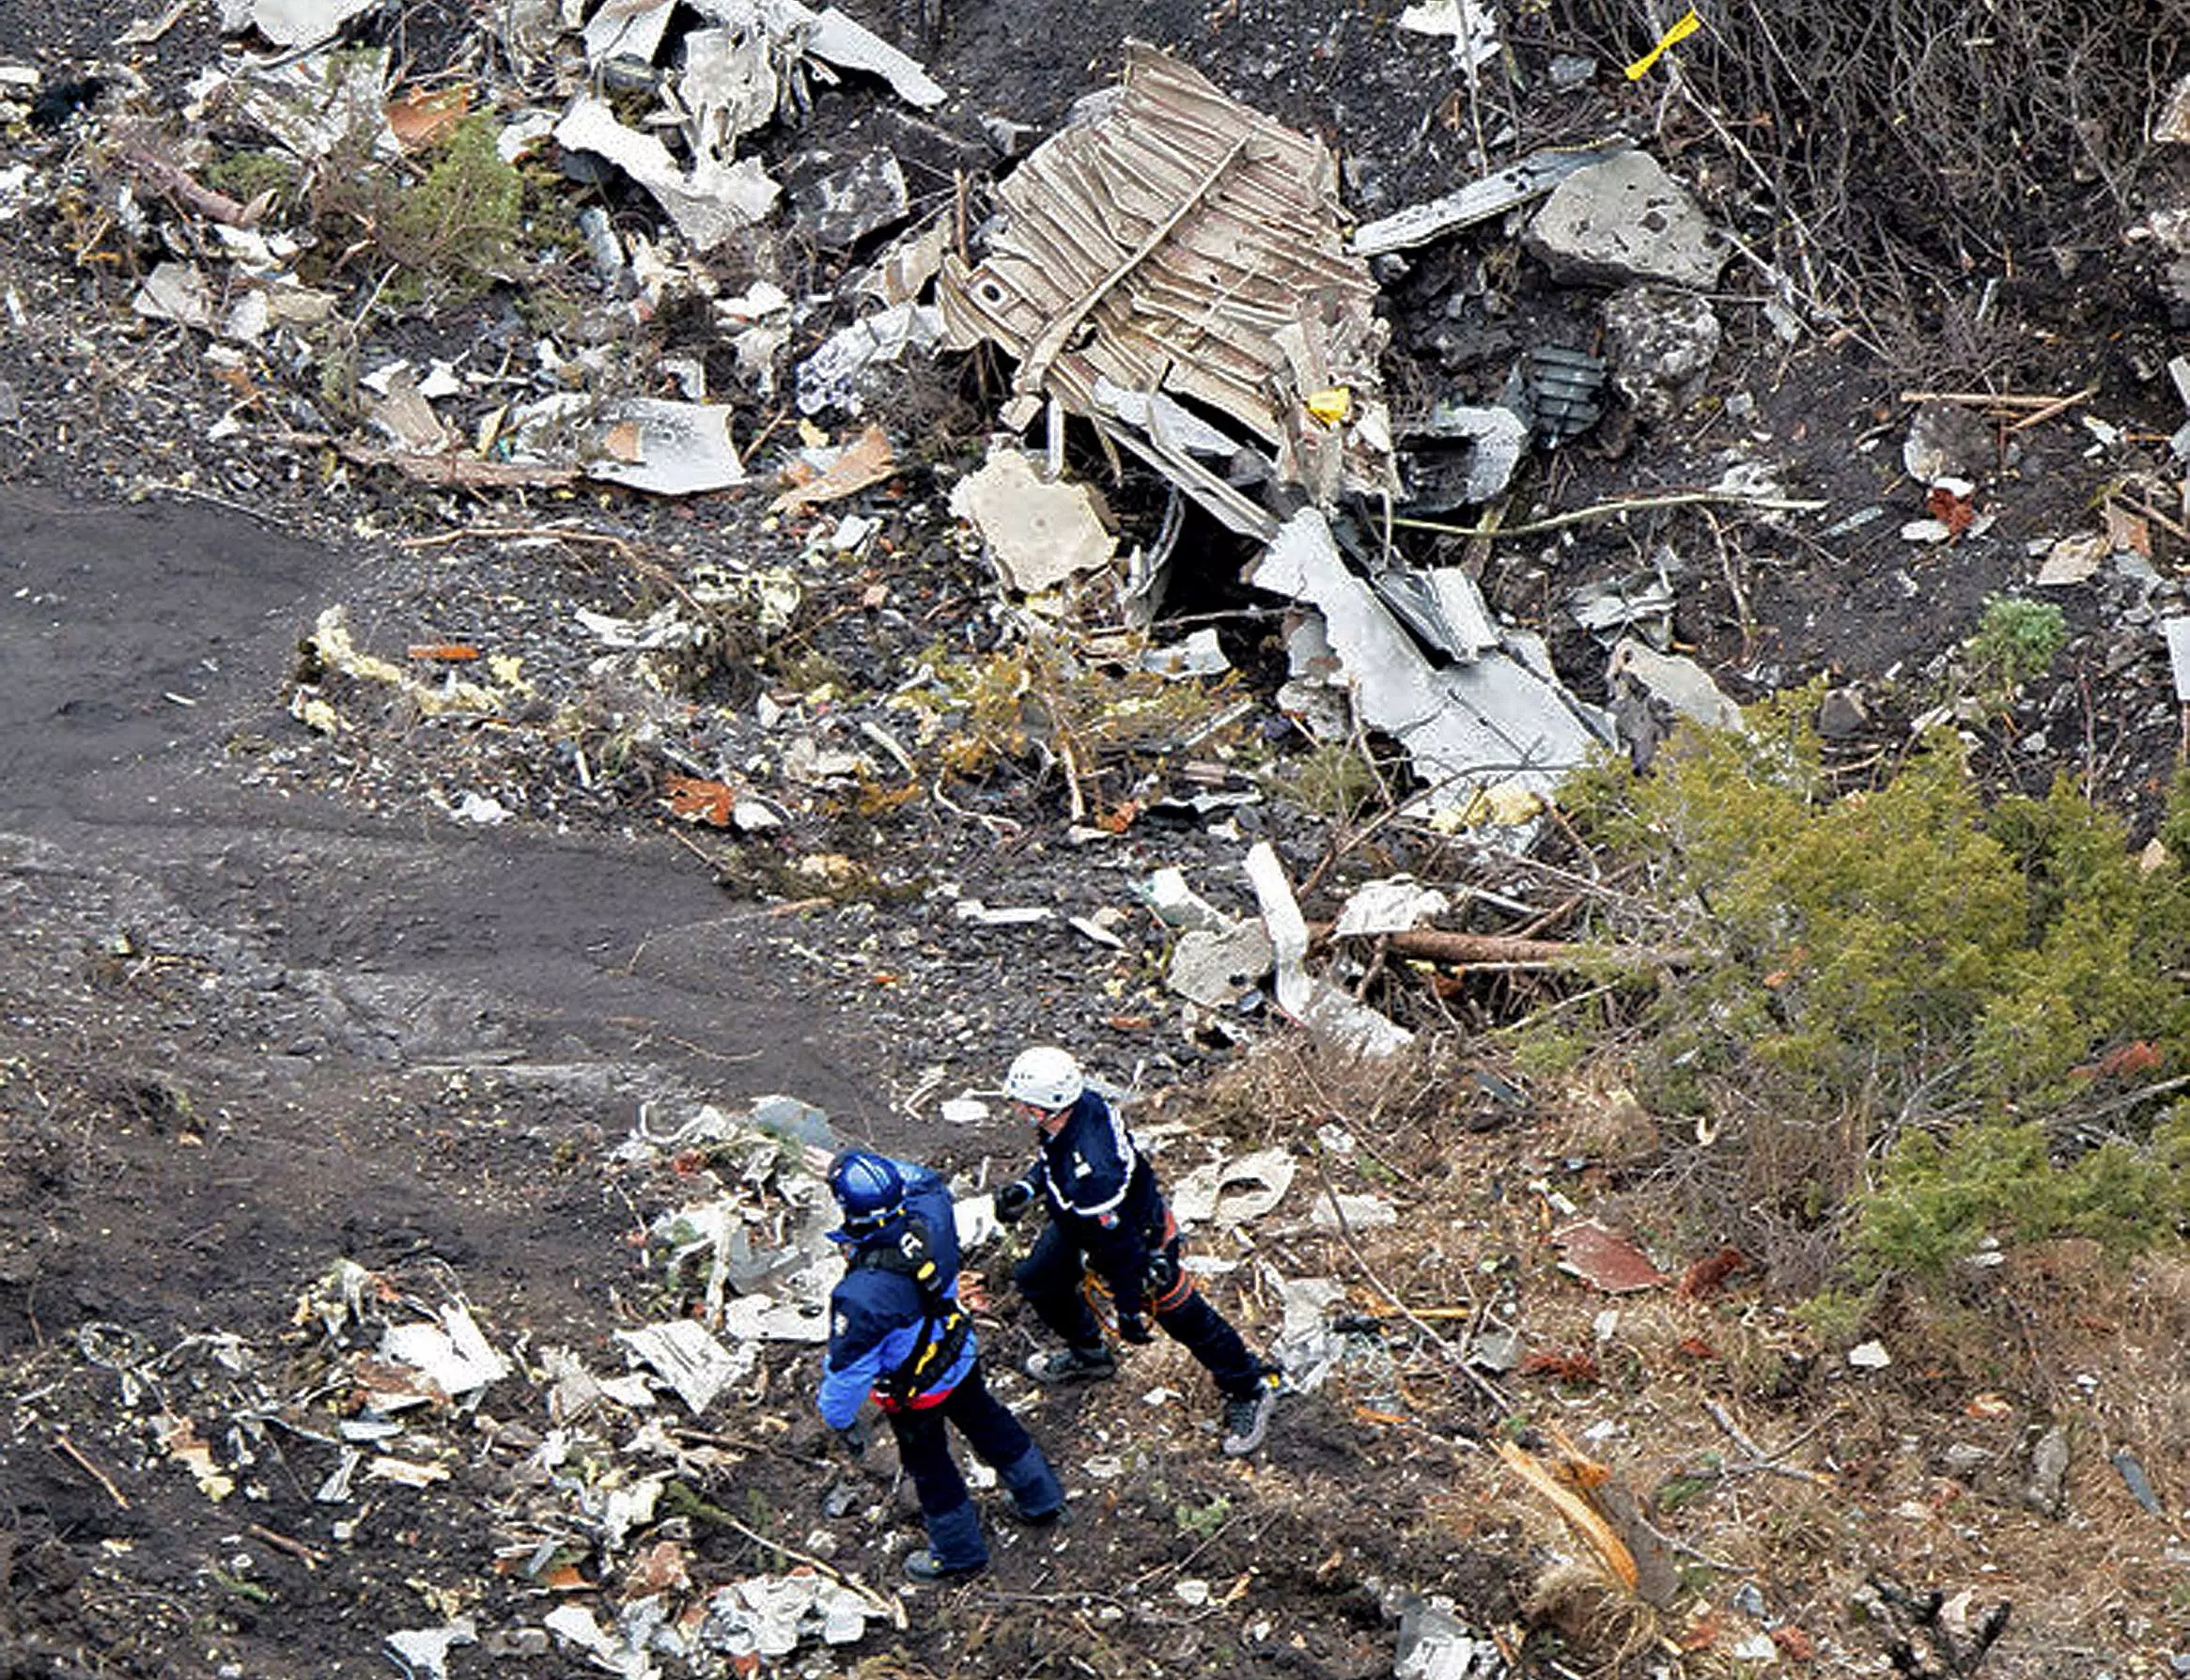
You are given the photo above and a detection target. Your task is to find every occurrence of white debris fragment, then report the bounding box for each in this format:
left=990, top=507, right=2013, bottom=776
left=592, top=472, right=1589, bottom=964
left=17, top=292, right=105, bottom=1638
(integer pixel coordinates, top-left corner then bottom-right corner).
left=586, top=397, right=747, bottom=495
left=1166, top=920, right=1276, bottom=1008
left=1332, top=877, right=1451, bottom=938
left=1312, top=1190, right=1397, bottom=1229
left=554, top=94, right=779, bottom=252
left=2165, top=616, right=2190, bottom=702
left=717, top=1292, right=829, bottom=1345
left=1847, top=1340, right=1892, bottom=1370
left=948, top=448, right=1116, bottom=592
left=1251, top=509, right=1607, bottom=836
left=132, top=262, right=214, bottom=329
left=1244, top=840, right=1414, bottom=1058
left=224, top=0, right=380, bottom=50
left=2035, top=532, right=2106, bottom=586
left=384, top=1617, right=477, bottom=1680
left=1171, top=1148, right=1296, bottom=1227
left=380, top=1301, right=511, bottom=1394
left=1396, top=0, right=1500, bottom=65
left=226, top=50, right=400, bottom=165
left=802, top=6, right=946, bottom=108
left=1142, top=629, right=1230, bottom=678
left=1607, top=639, right=1747, bottom=733
left=795, top=302, right=942, bottom=415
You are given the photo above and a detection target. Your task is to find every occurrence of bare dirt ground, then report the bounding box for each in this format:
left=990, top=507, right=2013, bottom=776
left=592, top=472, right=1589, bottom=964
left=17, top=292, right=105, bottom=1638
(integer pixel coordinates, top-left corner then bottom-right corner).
left=5, top=0, right=2190, bottom=1676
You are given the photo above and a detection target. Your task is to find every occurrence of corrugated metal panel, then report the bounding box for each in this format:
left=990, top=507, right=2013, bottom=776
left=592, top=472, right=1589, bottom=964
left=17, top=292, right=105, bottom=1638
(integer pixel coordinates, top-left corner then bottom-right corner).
left=938, top=43, right=1393, bottom=504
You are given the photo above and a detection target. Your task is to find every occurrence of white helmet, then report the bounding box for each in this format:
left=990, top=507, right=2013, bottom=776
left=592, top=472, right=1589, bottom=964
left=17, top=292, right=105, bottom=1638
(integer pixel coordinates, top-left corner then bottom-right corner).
left=1005, top=1045, right=1084, bottom=1111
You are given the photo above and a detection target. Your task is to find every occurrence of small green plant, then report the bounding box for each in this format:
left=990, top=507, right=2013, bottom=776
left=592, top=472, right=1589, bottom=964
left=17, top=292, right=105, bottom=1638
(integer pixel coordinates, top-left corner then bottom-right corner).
left=313, top=115, right=530, bottom=307
left=1173, top=1494, right=1231, bottom=1538
left=1965, top=594, right=2067, bottom=705
left=1260, top=739, right=1387, bottom=823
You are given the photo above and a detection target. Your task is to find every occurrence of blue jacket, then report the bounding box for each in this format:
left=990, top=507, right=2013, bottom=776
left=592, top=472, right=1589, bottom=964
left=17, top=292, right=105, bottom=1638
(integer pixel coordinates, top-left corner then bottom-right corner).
left=817, top=1160, right=975, bottom=1424
left=1022, top=1088, right=1167, bottom=1304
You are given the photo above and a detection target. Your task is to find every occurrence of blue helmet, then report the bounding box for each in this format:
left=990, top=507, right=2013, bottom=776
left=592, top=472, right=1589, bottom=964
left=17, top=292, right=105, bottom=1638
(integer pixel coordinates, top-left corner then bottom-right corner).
left=828, top=1149, right=906, bottom=1234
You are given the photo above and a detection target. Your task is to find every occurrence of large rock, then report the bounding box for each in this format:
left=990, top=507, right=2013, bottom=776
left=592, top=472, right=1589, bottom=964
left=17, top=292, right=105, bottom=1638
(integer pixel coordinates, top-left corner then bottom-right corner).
left=1524, top=150, right=1728, bottom=290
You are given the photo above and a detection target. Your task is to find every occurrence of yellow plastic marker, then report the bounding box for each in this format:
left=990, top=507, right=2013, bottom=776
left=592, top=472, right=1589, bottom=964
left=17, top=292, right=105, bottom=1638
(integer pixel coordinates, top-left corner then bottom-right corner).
left=1623, top=7, right=1701, bottom=80
left=1304, top=387, right=1352, bottom=426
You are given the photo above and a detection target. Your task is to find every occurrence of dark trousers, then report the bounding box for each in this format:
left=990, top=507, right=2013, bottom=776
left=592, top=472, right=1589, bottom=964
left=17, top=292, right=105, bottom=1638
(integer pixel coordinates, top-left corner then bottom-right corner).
left=887, top=1358, right=1062, bottom=1569
left=1015, top=1220, right=1263, bottom=1398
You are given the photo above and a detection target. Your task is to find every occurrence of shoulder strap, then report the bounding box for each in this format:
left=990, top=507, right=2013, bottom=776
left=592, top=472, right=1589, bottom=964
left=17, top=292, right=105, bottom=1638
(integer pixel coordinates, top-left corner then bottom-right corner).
left=851, top=1220, right=968, bottom=1402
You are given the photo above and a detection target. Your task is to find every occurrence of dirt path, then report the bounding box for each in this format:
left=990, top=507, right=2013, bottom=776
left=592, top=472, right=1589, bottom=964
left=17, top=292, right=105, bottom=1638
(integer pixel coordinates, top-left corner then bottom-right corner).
left=1, top=485, right=902, bottom=1342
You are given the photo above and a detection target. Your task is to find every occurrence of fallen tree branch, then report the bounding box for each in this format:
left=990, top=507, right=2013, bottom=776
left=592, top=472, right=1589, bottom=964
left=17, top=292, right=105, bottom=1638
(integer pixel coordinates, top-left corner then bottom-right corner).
left=118, top=142, right=259, bottom=227
left=1309, top=920, right=1691, bottom=972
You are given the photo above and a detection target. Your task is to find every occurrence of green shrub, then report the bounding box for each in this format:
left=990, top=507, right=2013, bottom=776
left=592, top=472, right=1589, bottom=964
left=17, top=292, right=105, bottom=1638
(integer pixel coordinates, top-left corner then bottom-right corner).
left=1569, top=699, right=2190, bottom=1280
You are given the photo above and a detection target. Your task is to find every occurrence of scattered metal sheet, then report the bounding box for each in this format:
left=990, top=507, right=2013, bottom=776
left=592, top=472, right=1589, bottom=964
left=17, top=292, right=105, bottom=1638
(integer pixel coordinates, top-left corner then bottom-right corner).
left=1395, top=0, right=1500, bottom=64
left=1332, top=877, right=1451, bottom=938
left=1352, top=142, right=1628, bottom=258
left=380, top=1301, right=511, bottom=1396
left=222, top=0, right=380, bottom=50
left=937, top=44, right=1394, bottom=506
left=796, top=302, right=941, bottom=415
left=800, top=5, right=946, bottom=108
left=1250, top=509, right=1609, bottom=834
left=1552, top=1219, right=1669, bottom=1293
left=512, top=394, right=747, bottom=495
left=1607, top=638, right=1745, bottom=732
left=1372, top=566, right=1499, bottom=661
left=1398, top=402, right=1529, bottom=510
left=1167, top=919, right=1276, bottom=1008
left=1171, top=1147, right=1296, bottom=1227
left=554, top=93, right=779, bottom=251
left=615, top=1319, right=750, bottom=1414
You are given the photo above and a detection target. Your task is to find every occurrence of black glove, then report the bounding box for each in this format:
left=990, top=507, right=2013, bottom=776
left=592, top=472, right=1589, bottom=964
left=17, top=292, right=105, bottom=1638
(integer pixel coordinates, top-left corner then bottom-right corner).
left=993, top=1180, right=1035, bottom=1223
left=1116, top=1309, right=1154, bottom=1346
left=832, top=1415, right=871, bottom=1457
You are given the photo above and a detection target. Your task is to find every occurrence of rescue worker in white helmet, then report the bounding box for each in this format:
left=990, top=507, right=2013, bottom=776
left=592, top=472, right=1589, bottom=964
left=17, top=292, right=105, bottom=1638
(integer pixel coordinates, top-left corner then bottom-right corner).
left=819, top=1148, right=1067, bottom=1582
left=993, top=1046, right=1281, bottom=1456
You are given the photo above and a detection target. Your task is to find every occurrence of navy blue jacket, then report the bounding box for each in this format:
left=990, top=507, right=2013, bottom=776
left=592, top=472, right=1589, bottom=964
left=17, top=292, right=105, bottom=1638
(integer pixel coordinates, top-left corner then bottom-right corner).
left=1022, top=1088, right=1166, bottom=1303
left=818, top=1160, right=973, bottom=1423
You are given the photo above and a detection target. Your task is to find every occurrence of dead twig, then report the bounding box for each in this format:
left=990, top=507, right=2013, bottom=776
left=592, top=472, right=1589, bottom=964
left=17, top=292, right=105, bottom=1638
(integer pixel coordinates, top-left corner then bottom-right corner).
left=1701, top=1397, right=1836, bottom=1487
left=247, top=1522, right=330, bottom=1568
left=52, top=1432, right=130, bottom=1508
left=1390, top=488, right=1825, bottom=542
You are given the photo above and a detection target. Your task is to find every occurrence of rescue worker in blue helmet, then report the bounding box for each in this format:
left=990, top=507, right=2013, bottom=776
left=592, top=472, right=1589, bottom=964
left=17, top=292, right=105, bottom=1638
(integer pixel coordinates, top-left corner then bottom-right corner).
left=818, top=1147, right=1067, bottom=1583
left=994, top=1046, right=1281, bottom=1456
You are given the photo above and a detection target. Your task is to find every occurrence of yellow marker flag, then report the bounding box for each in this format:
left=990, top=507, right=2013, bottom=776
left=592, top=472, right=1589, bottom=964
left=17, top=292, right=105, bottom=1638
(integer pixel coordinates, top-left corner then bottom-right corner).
left=1623, top=7, right=1701, bottom=80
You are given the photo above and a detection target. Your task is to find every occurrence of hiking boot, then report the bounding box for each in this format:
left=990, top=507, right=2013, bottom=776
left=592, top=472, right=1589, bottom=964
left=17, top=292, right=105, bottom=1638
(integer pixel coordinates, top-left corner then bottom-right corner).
left=1219, top=1373, right=1281, bottom=1457
left=1024, top=1344, right=1117, bottom=1385
left=902, top=1548, right=986, bottom=1584
left=1014, top=1500, right=1073, bottom=1529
